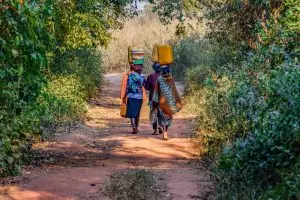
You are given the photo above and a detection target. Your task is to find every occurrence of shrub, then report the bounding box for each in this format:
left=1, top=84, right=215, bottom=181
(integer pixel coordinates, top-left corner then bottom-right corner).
left=0, top=74, right=89, bottom=176
left=171, top=0, right=300, bottom=198
left=46, top=75, right=88, bottom=119
left=185, top=66, right=235, bottom=156
left=0, top=1, right=103, bottom=176
left=172, top=36, right=241, bottom=81
left=0, top=0, right=51, bottom=177
left=214, top=64, right=300, bottom=199
left=103, top=168, right=166, bottom=200
left=0, top=0, right=134, bottom=177
left=52, top=48, right=103, bottom=98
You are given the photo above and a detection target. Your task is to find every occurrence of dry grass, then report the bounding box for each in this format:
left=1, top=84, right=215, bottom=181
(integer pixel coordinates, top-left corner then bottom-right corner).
left=102, top=168, right=168, bottom=200
left=101, top=5, right=206, bottom=74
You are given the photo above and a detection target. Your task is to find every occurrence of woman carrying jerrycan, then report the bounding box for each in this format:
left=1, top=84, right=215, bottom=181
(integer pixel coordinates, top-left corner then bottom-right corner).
left=120, top=47, right=147, bottom=134
left=150, top=44, right=182, bottom=140
left=120, top=44, right=182, bottom=140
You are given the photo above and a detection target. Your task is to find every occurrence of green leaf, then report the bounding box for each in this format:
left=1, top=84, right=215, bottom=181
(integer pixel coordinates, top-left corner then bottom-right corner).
left=17, top=66, right=24, bottom=76
left=7, top=157, right=14, bottom=165
left=12, top=49, right=19, bottom=57
left=31, top=53, right=37, bottom=60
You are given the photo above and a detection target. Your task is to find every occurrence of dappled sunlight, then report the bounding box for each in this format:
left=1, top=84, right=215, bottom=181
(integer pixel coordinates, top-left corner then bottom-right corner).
left=1, top=167, right=118, bottom=200
left=1, top=74, right=208, bottom=200
left=0, top=186, right=60, bottom=200
left=37, top=141, right=95, bottom=153
left=110, top=136, right=197, bottom=159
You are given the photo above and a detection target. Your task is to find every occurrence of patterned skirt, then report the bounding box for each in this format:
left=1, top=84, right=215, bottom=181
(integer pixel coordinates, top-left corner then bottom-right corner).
left=149, top=101, right=173, bottom=127
left=157, top=107, right=173, bottom=127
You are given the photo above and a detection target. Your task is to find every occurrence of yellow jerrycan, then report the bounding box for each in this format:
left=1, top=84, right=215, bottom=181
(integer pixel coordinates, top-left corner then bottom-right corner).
left=158, top=45, right=173, bottom=65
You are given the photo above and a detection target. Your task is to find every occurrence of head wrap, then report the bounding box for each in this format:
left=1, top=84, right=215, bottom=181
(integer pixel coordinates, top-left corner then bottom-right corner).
left=133, top=59, right=144, bottom=65
left=160, top=65, right=170, bottom=75
left=152, top=63, right=161, bottom=73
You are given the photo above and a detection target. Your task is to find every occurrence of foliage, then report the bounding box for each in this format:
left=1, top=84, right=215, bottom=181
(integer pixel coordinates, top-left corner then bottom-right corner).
left=185, top=69, right=234, bottom=156
left=44, top=0, right=137, bottom=51
left=0, top=0, right=134, bottom=177
left=52, top=48, right=103, bottom=97
left=172, top=36, right=240, bottom=80
left=214, top=63, right=300, bottom=199
left=0, top=0, right=51, bottom=176
left=172, top=37, right=212, bottom=80
left=150, top=0, right=202, bottom=36
left=171, top=0, right=300, bottom=199
left=46, top=75, right=88, bottom=119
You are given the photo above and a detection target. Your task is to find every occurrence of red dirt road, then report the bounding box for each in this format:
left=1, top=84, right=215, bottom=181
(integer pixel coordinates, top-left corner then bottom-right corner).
left=0, top=74, right=213, bottom=200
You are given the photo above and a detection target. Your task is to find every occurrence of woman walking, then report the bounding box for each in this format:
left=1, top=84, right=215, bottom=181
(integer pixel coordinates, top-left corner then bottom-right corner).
left=152, top=65, right=182, bottom=140
left=145, top=62, right=162, bottom=135
left=120, top=49, right=147, bottom=134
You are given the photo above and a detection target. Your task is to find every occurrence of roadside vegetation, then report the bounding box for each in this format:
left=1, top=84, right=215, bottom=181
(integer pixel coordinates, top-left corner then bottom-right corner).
left=171, top=1, right=300, bottom=199
left=0, top=0, right=133, bottom=177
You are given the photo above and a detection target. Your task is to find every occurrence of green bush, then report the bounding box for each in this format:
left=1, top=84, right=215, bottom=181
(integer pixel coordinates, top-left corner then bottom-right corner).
left=47, top=75, right=88, bottom=119
left=214, top=64, right=300, bottom=199
left=172, top=36, right=241, bottom=81
left=0, top=1, right=104, bottom=176
left=0, top=0, right=51, bottom=176
left=185, top=66, right=236, bottom=156
left=0, top=74, right=89, bottom=176
left=182, top=43, right=300, bottom=199
left=52, top=48, right=103, bottom=97
left=173, top=0, right=299, bottom=198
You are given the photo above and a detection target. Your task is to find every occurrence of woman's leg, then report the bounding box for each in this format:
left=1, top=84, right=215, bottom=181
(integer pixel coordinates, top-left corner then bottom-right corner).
left=135, top=116, right=140, bottom=130
left=130, top=118, right=138, bottom=134
left=151, top=105, right=159, bottom=135
left=160, top=114, right=172, bottom=141
left=157, top=110, right=163, bottom=134
left=134, top=99, right=143, bottom=133
left=156, top=109, right=170, bottom=140
left=127, top=98, right=142, bottom=134
left=152, top=121, right=158, bottom=134
left=153, top=122, right=157, bottom=130
left=158, top=127, right=163, bottom=134
left=163, top=125, right=168, bottom=140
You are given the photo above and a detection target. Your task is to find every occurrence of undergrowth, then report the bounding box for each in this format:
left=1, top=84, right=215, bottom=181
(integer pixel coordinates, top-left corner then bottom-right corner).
left=174, top=0, right=300, bottom=199
left=103, top=168, right=167, bottom=200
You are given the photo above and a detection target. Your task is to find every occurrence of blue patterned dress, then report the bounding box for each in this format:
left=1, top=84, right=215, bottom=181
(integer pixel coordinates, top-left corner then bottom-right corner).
left=125, top=72, right=145, bottom=118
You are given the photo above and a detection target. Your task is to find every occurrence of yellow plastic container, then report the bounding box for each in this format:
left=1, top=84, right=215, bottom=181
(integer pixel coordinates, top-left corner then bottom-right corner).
left=128, top=46, right=132, bottom=63
left=158, top=45, right=173, bottom=65
left=151, top=44, right=159, bottom=62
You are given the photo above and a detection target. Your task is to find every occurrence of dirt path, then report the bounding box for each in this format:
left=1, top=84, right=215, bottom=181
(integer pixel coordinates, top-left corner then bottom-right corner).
left=0, top=74, right=213, bottom=200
